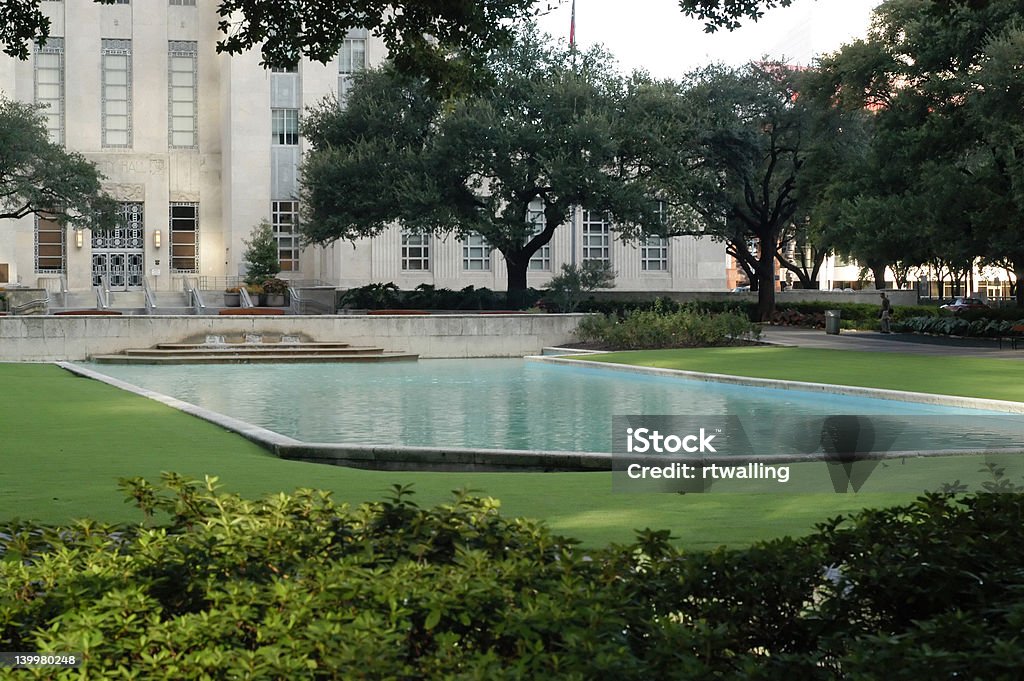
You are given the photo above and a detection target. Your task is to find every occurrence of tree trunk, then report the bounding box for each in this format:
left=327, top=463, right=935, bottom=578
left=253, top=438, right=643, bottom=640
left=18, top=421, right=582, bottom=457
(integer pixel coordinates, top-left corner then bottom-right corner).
left=504, top=253, right=529, bottom=309
left=869, top=261, right=887, bottom=290
left=755, top=256, right=776, bottom=322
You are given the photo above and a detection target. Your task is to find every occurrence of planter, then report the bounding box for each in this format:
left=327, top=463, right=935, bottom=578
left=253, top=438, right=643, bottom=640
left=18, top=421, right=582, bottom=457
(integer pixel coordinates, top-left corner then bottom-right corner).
left=265, top=294, right=286, bottom=307
left=224, top=292, right=241, bottom=307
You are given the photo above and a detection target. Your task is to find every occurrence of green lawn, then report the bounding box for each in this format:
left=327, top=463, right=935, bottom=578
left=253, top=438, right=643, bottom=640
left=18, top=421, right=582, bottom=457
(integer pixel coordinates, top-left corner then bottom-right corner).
left=2, top=352, right=1020, bottom=549
left=589, top=347, right=1024, bottom=403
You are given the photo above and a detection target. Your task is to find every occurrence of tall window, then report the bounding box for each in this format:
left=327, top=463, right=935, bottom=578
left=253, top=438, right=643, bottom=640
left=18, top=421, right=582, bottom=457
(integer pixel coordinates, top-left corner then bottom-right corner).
left=337, top=28, right=367, bottom=99
left=101, top=39, right=132, bottom=147
left=34, top=38, right=64, bottom=145
left=527, top=200, right=551, bottom=271
left=463, top=233, right=491, bottom=271
left=169, top=203, right=198, bottom=272
left=401, top=232, right=430, bottom=271
left=35, top=213, right=65, bottom=273
left=641, top=237, right=668, bottom=271
left=271, top=109, right=299, bottom=145
left=168, top=41, right=197, bottom=148
left=582, top=210, right=611, bottom=264
left=271, top=201, right=300, bottom=272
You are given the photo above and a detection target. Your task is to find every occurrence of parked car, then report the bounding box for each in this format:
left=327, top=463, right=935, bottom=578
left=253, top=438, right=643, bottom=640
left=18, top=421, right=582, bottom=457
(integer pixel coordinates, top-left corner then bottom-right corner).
left=939, top=297, right=989, bottom=314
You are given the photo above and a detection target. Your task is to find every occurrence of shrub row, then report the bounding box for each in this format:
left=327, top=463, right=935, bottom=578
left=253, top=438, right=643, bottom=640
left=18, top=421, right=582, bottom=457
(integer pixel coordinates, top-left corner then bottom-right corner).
left=894, top=315, right=1024, bottom=338
left=337, top=283, right=545, bottom=311
left=2, top=475, right=1023, bottom=679
left=576, top=298, right=942, bottom=325
left=574, top=308, right=761, bottom=349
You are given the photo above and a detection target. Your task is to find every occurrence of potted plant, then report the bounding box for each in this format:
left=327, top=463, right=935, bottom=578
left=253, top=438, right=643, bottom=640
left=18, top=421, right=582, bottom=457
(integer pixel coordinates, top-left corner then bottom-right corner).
left=223, top=286, right=241, bottom=307
left=262, top=277, right=289, bottom=307
left=245, top=284, right=264, bottom=306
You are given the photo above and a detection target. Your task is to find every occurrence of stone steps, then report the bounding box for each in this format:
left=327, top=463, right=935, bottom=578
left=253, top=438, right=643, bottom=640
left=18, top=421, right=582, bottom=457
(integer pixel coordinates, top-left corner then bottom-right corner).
left=155, top=341, right=352, bottom=350
left=119, top=346, right=383, bottom=357
left=90, top=337, right=418, bottom=364
left=91, top=351, right=418, bottom=365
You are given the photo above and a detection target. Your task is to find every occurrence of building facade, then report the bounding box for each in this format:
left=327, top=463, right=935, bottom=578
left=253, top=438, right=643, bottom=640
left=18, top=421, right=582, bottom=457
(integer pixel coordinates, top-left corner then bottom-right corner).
left=0, top=0, right=727, bottom=295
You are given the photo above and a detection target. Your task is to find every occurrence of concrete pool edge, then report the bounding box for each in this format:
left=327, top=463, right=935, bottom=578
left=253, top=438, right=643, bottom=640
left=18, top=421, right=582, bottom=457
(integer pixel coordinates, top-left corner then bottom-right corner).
left=58, top=360, right=1024, bottom=473
left=58, top=361, right=303, bottom=452
left=57, top=361, right=612, bottom=472
left=528, top=354, right=1024, bottom=415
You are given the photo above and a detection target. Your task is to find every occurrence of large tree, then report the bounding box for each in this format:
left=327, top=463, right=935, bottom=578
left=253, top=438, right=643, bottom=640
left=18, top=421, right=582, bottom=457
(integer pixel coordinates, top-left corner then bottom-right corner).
left=652, top=62, right=847, bottom=320
left=0, top=97, right=115, bottom=231
left=300, top=28, right=665, bottom=302
left=810, top=0, right=1024, bottom=304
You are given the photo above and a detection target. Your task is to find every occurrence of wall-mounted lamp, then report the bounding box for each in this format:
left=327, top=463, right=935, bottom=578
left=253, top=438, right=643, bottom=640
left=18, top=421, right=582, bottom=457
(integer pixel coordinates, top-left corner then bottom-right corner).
left=75, top=230, right=84, bottom=248
left=153, top=230, right=162, bottom=249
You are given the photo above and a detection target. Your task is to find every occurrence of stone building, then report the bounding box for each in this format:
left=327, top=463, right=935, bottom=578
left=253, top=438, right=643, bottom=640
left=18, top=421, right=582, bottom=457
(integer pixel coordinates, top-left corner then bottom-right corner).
left=0, top=0, right=726, bottom=297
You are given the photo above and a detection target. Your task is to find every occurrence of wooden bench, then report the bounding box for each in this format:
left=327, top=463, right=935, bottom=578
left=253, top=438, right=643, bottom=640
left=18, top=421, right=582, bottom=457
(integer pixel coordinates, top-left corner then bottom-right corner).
left=997, top=325, right=1024, bottom=350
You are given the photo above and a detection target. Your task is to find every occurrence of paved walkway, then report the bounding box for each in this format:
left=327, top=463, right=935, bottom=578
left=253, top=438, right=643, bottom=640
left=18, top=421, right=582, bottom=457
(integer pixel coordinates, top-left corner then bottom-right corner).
left=759, top=326, right=1024, bottom=359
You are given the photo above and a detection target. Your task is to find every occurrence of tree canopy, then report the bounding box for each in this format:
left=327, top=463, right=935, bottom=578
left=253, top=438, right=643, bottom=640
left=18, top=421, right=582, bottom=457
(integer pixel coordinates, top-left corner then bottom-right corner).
left=300, top=27, right=669, bottom=298
left=648, top=62, right=856, bottom=320
left=0, top=96, right=115, bottom=231
left=808, top=0, right=1024, bottom=303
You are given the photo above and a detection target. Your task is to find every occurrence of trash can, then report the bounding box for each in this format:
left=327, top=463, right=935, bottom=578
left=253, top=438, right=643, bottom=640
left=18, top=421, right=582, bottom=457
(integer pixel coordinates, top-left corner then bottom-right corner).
left=825, top=309, right=841, bottom=335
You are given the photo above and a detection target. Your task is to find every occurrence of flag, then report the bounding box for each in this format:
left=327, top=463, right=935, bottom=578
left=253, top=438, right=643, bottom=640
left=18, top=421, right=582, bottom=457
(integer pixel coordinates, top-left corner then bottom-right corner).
left=569, top=0, right=576, bottom=48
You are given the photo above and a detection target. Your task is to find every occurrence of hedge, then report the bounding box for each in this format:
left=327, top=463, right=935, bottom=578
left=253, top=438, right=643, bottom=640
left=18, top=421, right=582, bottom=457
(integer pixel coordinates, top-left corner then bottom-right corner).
left=2, top=474, right=1023, bottom=679
left=894, top=315, right=1024, bottom=338
left=337, top=283, right=545, bottom=311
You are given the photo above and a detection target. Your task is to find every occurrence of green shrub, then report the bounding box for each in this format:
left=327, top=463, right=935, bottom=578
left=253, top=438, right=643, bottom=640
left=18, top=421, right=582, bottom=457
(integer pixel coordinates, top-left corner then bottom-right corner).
left=544, top=262, right=616, bottom=313
left=893, top=315, right=1024, bottom=337
left=575, top=309, right=761, bottom=349
left=3, top=476, right=1024, bottom=679
left=241, top=220, right=281, bottom=286
left=337, top=283, right=541, bottom=310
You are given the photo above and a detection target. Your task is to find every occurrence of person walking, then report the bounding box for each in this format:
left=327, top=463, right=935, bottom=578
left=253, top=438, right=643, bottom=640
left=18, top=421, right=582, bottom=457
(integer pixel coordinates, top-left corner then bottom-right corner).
left=879, top=292, right=892, bottom=334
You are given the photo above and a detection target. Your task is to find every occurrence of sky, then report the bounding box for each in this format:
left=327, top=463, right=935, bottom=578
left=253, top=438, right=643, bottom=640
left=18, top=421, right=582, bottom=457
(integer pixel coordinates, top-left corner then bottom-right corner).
left=535, top=0, right=881, bottom=78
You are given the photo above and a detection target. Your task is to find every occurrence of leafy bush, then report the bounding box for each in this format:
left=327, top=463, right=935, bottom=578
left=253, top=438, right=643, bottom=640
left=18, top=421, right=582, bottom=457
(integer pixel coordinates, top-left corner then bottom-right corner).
left=2, top=476, right=1024, bottom=679
left=575, top=308, right=761, bottom=349
left=261, top=277, right=289, bottom=295
left=337, top=283, right=541, bottom=310
left=893, top=315, right=1024, bottom=338
left=544, top=262, right=616, bottom=313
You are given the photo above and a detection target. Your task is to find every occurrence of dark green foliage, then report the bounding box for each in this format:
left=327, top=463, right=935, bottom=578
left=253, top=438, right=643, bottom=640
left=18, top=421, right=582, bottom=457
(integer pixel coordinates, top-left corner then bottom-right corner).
left=3, top=476, right=1024, bottom=678
left=574, top=307, right=761, bottom=349
left=0, top=96, right=116, bottom=230
left=678, top=0, right=795, bottom=32
left=895, top=315, right=1024, bottom=338
left=337, top=282, right=542, bottom=310
left=544, top=262, right=616, bottom=313
left=808, top=0, right=1024, bottom=305
left=301, top=27, right=672, bottom=294
left=241, top=221, right=282, bottom=286
left=576, top=298, right=939, bottom=328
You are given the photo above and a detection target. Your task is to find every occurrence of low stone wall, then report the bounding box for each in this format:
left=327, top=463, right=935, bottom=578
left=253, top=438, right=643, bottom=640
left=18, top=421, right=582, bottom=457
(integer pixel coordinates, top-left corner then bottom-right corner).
left=0, top=313, right=586, bottom=361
